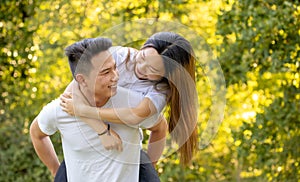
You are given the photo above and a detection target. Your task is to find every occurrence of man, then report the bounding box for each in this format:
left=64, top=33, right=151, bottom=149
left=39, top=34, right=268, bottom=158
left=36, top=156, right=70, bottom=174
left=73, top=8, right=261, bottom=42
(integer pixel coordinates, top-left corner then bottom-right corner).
left=30, top=38, right=162, bottom=182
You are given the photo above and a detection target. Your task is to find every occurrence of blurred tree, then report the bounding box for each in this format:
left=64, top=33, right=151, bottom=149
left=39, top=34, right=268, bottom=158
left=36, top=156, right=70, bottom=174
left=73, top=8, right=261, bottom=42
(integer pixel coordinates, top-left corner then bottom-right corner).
left=217, top=0, right=300, bottom=84
left=0, top=0, right=57, bottom=181
left=217, top=0, right=300, bottom=181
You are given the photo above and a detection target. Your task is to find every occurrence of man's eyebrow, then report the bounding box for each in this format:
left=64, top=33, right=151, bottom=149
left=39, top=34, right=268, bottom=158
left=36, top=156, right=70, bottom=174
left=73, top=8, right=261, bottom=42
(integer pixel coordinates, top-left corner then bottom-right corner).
left=99, top=63, right=116, bottom=73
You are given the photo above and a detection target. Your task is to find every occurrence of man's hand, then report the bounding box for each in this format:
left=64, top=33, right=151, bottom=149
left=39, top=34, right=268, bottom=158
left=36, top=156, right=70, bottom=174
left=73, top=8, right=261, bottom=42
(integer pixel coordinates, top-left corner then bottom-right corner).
left=99, top=129, right=123, bottom=152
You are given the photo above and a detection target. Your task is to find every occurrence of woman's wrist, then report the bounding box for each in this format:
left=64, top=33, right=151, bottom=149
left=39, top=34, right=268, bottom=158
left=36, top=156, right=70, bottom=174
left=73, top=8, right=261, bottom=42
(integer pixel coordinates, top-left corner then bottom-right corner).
left=97, top=124, right=110, bottom=136
left=81, top=105, right=101, bottom=120
left=79, top=105, right=91, bottom=117
left=97, top=108, right=103, bottom=120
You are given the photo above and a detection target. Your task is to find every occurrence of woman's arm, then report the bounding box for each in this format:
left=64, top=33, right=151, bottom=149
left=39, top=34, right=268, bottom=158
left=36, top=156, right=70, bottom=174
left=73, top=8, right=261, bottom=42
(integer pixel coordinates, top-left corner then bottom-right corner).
left=79, top=117, right=123, bottom=151
left=60, top=81, right=158, bottom=125
left=146, top=115, right=168, bottom=166
left=81, top=98, right=157, bottom=125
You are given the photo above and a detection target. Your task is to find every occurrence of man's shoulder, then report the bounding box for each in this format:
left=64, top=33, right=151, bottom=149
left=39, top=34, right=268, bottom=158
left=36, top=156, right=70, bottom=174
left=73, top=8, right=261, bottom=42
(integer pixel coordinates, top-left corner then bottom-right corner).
left=38, top=98, right=67, bottom=120
left=40, top=98, right=60, bottom=111
left=37, top=98, right=61, bottom=135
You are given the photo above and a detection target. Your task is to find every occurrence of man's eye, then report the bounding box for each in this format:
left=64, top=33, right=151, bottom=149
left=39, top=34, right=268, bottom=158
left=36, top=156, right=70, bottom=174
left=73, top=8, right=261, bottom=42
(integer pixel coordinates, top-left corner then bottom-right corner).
left=99, top=71, right=109, bottom=75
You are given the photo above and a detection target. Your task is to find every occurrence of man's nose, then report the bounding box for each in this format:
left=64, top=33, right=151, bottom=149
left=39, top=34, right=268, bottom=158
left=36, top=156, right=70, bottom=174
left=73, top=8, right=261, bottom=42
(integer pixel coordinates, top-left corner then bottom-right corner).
left=112, top=69, right=119, bottom=82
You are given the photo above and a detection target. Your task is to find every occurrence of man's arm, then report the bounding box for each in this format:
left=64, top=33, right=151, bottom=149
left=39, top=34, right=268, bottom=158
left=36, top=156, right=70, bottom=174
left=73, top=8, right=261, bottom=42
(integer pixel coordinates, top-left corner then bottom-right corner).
left=30, top=118, right=60, bottom=177
left=146, top=115, right=168, bottom=166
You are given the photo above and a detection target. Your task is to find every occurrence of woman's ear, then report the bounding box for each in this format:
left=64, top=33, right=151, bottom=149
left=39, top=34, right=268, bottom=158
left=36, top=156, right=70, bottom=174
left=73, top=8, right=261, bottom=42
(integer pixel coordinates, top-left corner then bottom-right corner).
left=75, top=74, right=87, bottom=87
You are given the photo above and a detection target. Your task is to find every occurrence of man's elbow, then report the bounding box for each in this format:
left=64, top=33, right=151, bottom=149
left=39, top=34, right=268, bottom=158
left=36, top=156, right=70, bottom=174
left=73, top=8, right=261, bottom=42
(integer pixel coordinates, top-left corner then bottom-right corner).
left=29, top=119, right=37, bottom=138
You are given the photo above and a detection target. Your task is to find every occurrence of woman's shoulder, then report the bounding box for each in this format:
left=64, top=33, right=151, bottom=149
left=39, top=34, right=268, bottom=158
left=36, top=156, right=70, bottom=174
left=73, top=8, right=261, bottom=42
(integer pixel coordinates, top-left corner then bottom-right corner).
left=110, top=46, right=137, bottom=56
left=110, top=46, right=137, bottom=64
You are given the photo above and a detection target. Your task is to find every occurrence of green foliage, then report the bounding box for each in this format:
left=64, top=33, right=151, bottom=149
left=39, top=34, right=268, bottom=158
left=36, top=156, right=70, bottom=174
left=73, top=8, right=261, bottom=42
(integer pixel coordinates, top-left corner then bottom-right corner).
left=0, top=0, right=64, bottom=181
left=217, top=0, right=300, bottom=84
left=217, top=0, right=300, bottom=181
left=1, top=0, right=299, bottom=181
left=230, top=71, right=300, bottom=181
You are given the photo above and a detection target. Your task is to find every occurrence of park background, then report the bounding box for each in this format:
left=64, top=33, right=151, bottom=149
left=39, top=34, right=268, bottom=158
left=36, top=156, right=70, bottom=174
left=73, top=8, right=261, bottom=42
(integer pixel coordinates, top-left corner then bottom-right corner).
left=0, top=0, right=299, bottom=181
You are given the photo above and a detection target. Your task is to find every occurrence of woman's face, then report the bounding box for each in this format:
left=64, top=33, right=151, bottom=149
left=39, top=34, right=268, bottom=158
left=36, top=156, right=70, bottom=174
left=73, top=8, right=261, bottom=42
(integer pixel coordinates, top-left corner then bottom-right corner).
left=134, top=47, right=165, bottom=81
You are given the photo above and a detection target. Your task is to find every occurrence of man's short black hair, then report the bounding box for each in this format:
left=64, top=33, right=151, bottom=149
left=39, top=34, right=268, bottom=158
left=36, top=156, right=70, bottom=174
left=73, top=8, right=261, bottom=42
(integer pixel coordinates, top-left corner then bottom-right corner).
left=65, top=37, right=112, bottom=78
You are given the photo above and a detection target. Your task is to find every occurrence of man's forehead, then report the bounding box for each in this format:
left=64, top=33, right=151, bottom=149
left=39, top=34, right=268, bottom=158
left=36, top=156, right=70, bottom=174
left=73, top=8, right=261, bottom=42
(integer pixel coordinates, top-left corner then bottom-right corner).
left=91, top=51, right=113, bottom=69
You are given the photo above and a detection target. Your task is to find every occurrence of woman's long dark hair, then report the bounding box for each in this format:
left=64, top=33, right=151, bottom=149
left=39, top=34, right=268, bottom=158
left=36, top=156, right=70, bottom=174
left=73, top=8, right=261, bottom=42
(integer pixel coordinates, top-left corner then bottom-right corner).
left=142, top=32, right=198, bottom=165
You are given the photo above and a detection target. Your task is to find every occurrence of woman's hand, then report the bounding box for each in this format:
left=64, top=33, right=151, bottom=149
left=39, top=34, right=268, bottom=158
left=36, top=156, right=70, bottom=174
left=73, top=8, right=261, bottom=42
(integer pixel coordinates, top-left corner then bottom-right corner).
left=60, top=92, right=76, bottom=115
left=99, top=128, right=123, bottom=152
left=60, top=82, right=89, bottom=116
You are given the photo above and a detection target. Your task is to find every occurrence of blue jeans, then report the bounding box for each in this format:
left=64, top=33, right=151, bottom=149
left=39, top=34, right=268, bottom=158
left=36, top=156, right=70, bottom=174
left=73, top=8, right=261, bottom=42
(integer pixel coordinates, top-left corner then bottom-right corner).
left=54, top=159, right=67, bottom=182
left=54, top=150, right=160, bottom=182
left=139, top=150, right=160, bottom=182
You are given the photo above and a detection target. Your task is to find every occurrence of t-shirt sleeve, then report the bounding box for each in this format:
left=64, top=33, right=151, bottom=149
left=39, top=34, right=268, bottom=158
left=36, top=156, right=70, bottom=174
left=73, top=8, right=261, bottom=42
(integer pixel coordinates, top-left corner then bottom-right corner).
left=139, top=113, right=161, bottom=129
left=139, top=92, right=166, bottom=129
left=144, top=92, right=167, bottom=114
left=37, top=99, right=59, bottom=135
left=110, top=87, right=164, bottom=129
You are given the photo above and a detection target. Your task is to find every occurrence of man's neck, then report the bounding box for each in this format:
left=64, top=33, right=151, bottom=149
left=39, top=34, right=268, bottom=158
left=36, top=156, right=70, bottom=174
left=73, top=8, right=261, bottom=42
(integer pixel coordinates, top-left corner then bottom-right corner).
left=94, top=96, right=110, bottom=107
left=79, top=87, right=109, bottom=107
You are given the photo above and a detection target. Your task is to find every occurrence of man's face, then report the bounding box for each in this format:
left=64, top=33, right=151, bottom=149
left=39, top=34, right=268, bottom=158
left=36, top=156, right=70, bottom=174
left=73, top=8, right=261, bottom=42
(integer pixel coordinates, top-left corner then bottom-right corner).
left=85, top=50, right=119, bottom=101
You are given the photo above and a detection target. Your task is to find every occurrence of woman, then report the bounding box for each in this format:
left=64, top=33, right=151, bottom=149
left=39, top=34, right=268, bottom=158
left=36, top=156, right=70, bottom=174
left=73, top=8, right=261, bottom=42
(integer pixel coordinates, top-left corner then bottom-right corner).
left=61, top=32, right=198, bottom=165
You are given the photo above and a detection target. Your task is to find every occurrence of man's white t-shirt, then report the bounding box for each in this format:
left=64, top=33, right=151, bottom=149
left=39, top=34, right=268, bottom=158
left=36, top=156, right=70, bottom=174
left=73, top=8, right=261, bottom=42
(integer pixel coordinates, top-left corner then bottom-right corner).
left=110, top=46, right=167, bottom=128
left=37, top=87, right=158, bottom=182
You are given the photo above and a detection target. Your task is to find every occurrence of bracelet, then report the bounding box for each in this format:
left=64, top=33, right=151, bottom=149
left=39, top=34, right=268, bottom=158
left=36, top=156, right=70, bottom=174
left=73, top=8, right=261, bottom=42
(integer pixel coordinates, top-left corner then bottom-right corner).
left=98, top=124, right=110, bottom=136
left=107, top=123, right=111, bottom=136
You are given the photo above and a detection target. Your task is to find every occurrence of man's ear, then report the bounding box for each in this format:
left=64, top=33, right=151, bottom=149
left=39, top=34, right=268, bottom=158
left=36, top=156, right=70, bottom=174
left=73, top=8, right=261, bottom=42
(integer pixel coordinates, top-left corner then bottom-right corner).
left=75, top=74, right=87, bottom=87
